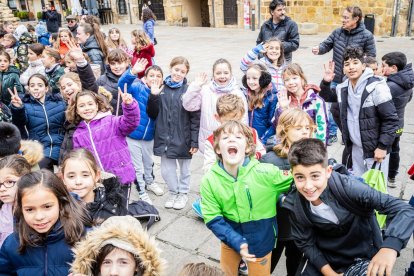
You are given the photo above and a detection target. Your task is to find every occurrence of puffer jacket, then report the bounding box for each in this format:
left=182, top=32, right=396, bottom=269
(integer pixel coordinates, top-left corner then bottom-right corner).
left=0, top=222, right=75, bottom=276
left=11, top=93, right=66, bottom=161
left=131, top=44, right=154, bottom=78
left=320, top=69, right=399, bottom=158
left=81, top=35, right=105, bottom=74
left=0, top=65, right=24, bottom=106
left=72, top=101, right=140, bottom=184
left=283, top=171, right=414, bottom=272
left=317, top=22, right=376, bottom=83
left=256, top=17, right=300, bottom=62
left=19, top=59, right=46, bottom=90
left=118, top=69, right=155, bottom=140
left=143, top=19, right=155, bottom=43
left=16, top=32, right=38, bottom=73
left=96, top=64, right=125, bottom=114
left=240, top=43, right=286, bottom=91
left=45, top=64, right=65, bottom=94
left=37, top=33, right=51, bottom=46
left=70, top=215, right=165, bottom=275
left=386, top=63, right=414, bottom=136
left=274, top=84, right=328, bottom=144
left=247, top=86, right=278, bottom=144
left=201, top=158, right=292, bottom=257
left=147, top=79, right=201, bottom=159
left=42, top=10, right=60, bottom=33
left=182, top=80, right=248, bottom=153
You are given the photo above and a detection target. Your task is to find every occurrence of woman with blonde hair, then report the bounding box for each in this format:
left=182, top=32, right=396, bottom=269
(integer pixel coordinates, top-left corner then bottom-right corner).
left=106, top=27, right=129, bottom=54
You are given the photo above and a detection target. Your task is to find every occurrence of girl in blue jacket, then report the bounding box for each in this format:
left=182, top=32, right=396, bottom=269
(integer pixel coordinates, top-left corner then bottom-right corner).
left=243, top=62, right=278, bottom=144
left=118, top=58, right=164, bottom=204
left=10, top=74, right=66, bottom=171
left=0, top=169, right=92, bottom=276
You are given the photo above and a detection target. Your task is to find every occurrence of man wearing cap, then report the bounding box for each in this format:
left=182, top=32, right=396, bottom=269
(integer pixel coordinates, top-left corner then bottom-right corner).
left=66, top=15, right=79, bottom=37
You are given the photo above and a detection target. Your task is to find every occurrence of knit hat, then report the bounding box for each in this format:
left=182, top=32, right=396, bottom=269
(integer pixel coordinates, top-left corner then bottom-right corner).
left=0, top=122, right=21, bottom=157
left=13, top=25, right=28, bottom=40
left=35, top=22, right=48, bottom=36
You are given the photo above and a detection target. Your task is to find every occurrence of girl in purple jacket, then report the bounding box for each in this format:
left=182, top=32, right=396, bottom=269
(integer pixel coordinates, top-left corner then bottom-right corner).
left=65, top=88, right=140, bottom=198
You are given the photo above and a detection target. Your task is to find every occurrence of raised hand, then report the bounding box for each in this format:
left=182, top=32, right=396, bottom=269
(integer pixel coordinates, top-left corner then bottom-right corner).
left=67, top=40, right=85, bottom=63
left=193, top=72, right=208, bottom=87
left=239, top=243, right=256, bottom=262
left=131, top=58, right=149, bottom=75
left=150, top=78, right=164, bottom=95
left=8, top=87, right=22, bottom=108
left=261, top=42, right=269, bottom=54
left=118, top=84, right=133, bottom=105
left=277, top=87, right=291, bottom=110
left=323, top=60, right=335, bottom=82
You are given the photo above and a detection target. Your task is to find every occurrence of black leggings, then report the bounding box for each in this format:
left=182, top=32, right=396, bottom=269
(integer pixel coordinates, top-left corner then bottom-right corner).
left=270, top=240, right=303, bottom=275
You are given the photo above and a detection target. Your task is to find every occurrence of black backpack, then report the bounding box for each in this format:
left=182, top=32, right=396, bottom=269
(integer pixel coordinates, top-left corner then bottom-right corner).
left=128, top=200, right=160, bottom=230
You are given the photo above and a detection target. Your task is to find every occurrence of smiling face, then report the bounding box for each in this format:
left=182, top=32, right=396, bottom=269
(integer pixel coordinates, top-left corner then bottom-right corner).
left=0, top=168, right=19, bottom=204
left=145, top=68, right=163, bottom=88
left=342, top=10, right=358, bottom=31
left=246, top=67, right=261, bottom=92
left=76, top=26, right=90, bottom=44
left=0, top=54, right=10, bottom=71
left=21, top=185, right=60, bottom=234
left=60, top=77, right=81, bottom=101
left=216, top=126, right=248, bottom=168
left=213, top=62, right=232, bottom=87
left=109, top=30, right=120, bottom=42
left=109, top=61, right=129, bottom=76
left=76, top=95, right=99, bottom=122
left=59, top=31, right=70, bottom=42
left=63, top=159, right=99, bottom=203
left=265, top=41, right=281, bottom=62
left=283, top=72, right=305, bottom=96
left=28, top=76, right=48, bottom=103
left=343, top=58, right=365, bottom=85
left=286, top=119, right=313, bottom=145
left=292, top=164, right=332, bottom=206
left=170, top=63, right=188, bottom=83
left=100, top=248, right=138, bottom=276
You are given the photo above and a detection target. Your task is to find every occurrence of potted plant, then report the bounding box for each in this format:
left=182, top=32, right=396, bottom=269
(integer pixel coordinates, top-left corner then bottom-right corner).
left=28, top=11, right=35, bottom=21
left=37, top=11, right=43, bottom=20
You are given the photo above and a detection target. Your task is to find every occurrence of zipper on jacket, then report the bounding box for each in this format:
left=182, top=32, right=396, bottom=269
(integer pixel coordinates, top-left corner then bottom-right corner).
left=142, top=119, right=151, bottom=139
left=44, top=245, right=48, bottom=276
left=86, top=123, right=105, bottom=169
left=38, top=100, right=53, bottom=157
left=245, top=184, right=253, bottom=220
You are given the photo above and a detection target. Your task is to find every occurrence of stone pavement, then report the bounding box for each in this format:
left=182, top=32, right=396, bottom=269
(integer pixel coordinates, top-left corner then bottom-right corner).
left=102, top=24, right=414, bottom=275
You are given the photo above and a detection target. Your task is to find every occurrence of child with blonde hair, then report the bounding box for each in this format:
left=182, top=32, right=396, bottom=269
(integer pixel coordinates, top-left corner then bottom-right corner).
left=54, top=28, right=77, bottom=58
left=130, top=29, right=154, bottom=77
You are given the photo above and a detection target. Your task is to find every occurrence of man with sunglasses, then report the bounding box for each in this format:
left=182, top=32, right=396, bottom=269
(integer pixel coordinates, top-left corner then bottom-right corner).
left=66, top=15, right=79, bottom=37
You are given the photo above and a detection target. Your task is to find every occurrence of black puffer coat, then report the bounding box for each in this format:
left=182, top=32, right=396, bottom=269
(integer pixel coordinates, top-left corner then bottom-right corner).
left=386, top=63, right=414, bottom=136
left=96, top=64, right=126, bottom=115
left=42, top=10, right=60, bottom=33
left=318, top=23, right=376, bottom=83
left=256, top=17, right=300, bottom=62
left=81, top=35, right=105, bottom=74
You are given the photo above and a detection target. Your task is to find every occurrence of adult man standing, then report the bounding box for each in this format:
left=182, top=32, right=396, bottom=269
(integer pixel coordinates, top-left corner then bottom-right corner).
left=256, top=0, right=299, bottom=63
left=312, top=6, right=376, bottom=84
left=42, top=4, right=60, bottom=33
left=66, top=15, right=79, bottom=37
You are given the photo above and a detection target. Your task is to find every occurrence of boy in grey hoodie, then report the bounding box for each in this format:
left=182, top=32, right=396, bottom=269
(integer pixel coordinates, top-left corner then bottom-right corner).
left=320, top=46, right=399, bottom=178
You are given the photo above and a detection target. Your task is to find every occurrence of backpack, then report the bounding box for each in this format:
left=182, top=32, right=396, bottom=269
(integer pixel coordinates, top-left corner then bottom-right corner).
left=0, top=102, right=12, bottom=123
left=128, top=200, right=160, bottom=230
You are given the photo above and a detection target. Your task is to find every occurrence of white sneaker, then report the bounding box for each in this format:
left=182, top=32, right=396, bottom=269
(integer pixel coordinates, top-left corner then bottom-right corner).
left=139, top=192, right=153, bottom=205
left=146, top=183, right=164, bottom=196
left=165, top=194, right=178, bottom=209
left=173, top=194, right=188, bottom=210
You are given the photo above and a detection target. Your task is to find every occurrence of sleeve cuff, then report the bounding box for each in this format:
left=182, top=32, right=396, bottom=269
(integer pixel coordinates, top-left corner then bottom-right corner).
left=76, top=60, right=88, bottom=67
left=377, top=143, right=388, bottom=150
left=382, top=237, right=404, bottom=254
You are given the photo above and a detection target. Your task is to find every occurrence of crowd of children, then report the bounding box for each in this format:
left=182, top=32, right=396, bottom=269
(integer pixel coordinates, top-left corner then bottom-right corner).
left=0, top=4, right=414, bottom=275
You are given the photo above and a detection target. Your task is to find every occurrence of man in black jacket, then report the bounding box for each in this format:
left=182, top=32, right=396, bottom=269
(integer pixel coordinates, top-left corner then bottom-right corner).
left=381, top=52, right=414, bottom=187
left=284, top=138, right=414, bottom=275
left=42, top=4, right=60, bottom=33
left=66, top=15, right=79, bottom=37
left=256, top=0, right=299, bottom=63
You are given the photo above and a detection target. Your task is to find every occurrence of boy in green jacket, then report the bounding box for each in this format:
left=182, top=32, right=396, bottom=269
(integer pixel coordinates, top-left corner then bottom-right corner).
left=200, top=120, right=293, bottom=276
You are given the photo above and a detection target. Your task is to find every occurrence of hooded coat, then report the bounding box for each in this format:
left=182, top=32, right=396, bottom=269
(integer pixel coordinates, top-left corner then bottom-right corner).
left=0, top=65, right=24, bottom=106
left=70, top=215, right=165, bottom=276
left=386, top=63, right=414, bottom=135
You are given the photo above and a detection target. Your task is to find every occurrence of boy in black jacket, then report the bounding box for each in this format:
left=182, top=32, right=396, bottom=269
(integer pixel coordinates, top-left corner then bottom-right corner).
left=381, top=52, right=414, bottom=187
left=283, top=138, right=414, bottom=276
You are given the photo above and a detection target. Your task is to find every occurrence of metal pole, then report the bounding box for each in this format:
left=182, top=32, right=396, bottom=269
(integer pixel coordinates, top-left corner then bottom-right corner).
left=391, top=0, right=401, bottom=36
left=251, top=5, right=255, bottom=31
left=128, top=0, right=132, bottom=24
left=211, top=0, right=215, bottom=27
left=407, top=0, right=414, bottom=36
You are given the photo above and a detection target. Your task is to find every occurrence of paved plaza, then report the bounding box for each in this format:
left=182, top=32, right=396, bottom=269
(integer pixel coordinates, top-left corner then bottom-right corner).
left=102, top=23, right=414, bottom=275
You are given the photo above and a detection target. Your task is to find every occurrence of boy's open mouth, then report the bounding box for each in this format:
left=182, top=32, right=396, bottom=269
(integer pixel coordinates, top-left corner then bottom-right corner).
left=227, top=146, right=238, bottom=156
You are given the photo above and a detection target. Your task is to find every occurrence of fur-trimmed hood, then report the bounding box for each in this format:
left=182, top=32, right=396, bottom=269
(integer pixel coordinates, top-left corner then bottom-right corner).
left=20, top=140, right=44, bottom=170
left=70, top=216, right=165, bottom=276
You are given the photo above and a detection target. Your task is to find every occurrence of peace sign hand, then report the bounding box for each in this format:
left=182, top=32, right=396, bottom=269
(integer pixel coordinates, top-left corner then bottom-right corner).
left=323, top=60, right=335, bottom=83
left=150, top=78, right=164, bottom=95
left=118, top=84, right=134, bottom=105
left=9, top=87, right=22, bottom=108
left=131, top=58, right=149, bottom=75
left=277, top=87, right=291, bottom=110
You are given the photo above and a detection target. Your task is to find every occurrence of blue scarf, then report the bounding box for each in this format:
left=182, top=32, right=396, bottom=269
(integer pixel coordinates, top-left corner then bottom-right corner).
left=164, top=75, right=184, bottom=88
